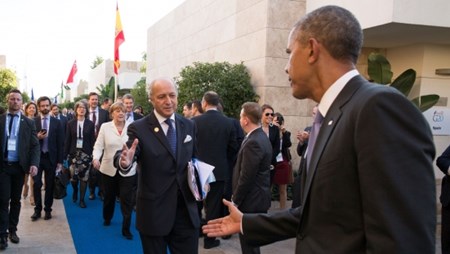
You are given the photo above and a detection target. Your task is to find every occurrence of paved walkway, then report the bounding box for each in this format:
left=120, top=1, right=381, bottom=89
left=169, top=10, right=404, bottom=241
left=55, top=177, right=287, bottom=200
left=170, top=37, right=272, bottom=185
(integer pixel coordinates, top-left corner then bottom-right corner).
left=1, top=196, right=441, bottom=254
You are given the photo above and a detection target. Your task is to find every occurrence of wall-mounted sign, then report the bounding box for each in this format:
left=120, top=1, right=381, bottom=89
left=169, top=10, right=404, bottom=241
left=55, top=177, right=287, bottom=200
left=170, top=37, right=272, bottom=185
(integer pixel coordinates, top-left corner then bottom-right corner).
left=423, top=106, right=450, bottom=136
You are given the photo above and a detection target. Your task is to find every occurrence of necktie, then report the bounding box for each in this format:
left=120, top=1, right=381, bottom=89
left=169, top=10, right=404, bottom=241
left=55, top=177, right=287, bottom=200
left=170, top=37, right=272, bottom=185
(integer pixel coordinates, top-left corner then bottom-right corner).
left=91, top=111, right=97, bottom=125
left=164, top=118, right=177, bottom=155
left=5, top=114, right=17, bottom=158
left=42, top=117, right=49, bottom=152
left=306, top=111, right=324, bottom=173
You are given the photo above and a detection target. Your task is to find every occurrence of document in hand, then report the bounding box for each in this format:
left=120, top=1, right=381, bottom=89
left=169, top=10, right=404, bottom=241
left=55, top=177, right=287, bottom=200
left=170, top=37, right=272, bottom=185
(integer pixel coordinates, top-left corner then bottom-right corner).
left=187, top=158, right=215, bottom=201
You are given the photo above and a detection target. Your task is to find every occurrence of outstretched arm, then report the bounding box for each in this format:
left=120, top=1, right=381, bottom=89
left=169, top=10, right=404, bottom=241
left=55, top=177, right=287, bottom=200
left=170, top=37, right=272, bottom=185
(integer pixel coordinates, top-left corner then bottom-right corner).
left=202, top=199, right=243, bottom=237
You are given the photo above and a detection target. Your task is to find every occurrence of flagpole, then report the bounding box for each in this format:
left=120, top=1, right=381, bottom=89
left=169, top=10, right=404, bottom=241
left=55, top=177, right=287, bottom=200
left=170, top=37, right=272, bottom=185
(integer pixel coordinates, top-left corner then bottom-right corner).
left=115, top=73, right=118, bottom=101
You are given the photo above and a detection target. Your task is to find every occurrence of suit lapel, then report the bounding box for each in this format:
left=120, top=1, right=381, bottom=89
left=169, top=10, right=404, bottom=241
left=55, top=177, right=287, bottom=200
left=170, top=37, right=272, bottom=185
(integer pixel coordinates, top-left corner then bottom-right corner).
left=301, top=76, right=364, bottom=207
left=174, top=115, right=184, bottom=162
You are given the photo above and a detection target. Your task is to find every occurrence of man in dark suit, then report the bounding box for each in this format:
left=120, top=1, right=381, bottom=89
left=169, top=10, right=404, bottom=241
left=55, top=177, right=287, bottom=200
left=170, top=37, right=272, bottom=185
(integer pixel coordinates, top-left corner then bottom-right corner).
left=437, top=145, right=450, bottom=254
left=87, top=92, right=109, bottom=200
left=51, top=103, right=68, bottom=137
left=122, top=93, right=143, bottom=123
left=0, top=89, right=40, bottom=250
left=192, top=91, right=238, bottom=249
left=31, top=96, right=64, bottom=221
left=115, top=78, right=199, bottom=254
left=203, top=6, right=436, bottom=253
left=232, top=102, right=272, bottom=254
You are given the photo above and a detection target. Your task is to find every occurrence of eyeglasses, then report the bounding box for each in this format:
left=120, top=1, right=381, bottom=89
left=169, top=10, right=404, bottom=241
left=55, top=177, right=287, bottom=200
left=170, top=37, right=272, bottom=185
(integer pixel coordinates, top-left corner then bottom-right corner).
left=265, top=113, right=274, bottom=117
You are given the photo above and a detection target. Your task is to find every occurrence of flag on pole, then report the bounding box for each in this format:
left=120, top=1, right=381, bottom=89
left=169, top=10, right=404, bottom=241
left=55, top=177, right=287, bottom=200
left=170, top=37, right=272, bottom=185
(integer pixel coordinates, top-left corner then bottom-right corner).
left=31, top=88, right=35, bottom=101
left=66, top=60, right=78, bottom=84
left=114, top=3, right=125, bottom=75
left=60, top=81, right=64, bottom=99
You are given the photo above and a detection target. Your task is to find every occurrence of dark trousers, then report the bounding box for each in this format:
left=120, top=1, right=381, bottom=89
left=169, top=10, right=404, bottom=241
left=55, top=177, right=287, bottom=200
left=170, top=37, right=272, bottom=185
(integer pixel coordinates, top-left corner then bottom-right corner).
left=443, top=204, right=450, bottom=254
left=204, top=181, right=225, bottom=244
left=33, top=153, right=55, bottom=213
left=101, top=171, right=136, bottom=231
left=0, top=162, right=25, bottom=236
left=239, top=233, right=261, bottom=254
left=139, top=194, right=198, bottom=254
left=89, top=168, right=102, bottom=196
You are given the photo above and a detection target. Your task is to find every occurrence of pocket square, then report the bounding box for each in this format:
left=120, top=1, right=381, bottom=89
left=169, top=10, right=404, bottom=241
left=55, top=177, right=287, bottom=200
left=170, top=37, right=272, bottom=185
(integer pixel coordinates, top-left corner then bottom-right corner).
left=184, top=135, right=192, bottom=143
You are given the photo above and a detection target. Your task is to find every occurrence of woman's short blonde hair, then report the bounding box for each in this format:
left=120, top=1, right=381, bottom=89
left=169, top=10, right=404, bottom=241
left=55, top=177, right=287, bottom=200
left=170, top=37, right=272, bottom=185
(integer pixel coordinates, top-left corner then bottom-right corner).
left=109, top=102, right=126, bottom=119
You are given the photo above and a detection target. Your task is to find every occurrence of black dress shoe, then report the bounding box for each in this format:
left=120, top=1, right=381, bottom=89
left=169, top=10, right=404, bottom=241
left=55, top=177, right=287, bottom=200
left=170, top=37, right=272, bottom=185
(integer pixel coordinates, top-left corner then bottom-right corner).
left=0, top=236, right=7, bottom=250
left=204, top=239, right=220, bottom=249
left=8, top=231, right=19, bottom=244
left=79, top=201, right=87, bottom=208
left=31, top=212, right=41, bottom=221
left=72, top=193, right=78, bottom=203
left=122, top=229, right=133, bottom=240
left=44, top=212, right=52, bottom=220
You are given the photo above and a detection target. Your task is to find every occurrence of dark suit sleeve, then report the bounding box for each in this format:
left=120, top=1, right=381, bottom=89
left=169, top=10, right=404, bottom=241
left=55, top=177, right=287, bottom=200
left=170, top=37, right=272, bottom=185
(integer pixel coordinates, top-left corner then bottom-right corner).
left=55, top=119, right=64, bottom=163
left=437, top=145, right=450, bottom=175
left=242, top=208, right=300, bottom=246
left=354, top=91, right=435, bottom=252
left=28, top=118, right=40, bottom=168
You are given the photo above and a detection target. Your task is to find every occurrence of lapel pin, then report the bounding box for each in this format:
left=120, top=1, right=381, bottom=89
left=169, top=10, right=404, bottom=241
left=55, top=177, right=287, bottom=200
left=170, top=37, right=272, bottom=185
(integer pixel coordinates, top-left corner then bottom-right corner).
left=328, top=120, right=333, bottom=125
left=154, top=127, right=159, bottom=133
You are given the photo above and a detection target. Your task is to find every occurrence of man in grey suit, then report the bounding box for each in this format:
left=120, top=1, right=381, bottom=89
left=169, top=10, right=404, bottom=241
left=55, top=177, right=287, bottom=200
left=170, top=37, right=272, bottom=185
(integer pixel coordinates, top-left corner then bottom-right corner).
left=203, top=5, right=436, bottom=253
left=115, top=78, right=199, bottom=254
left=192, top=91, right=238, bottom=249
left=232, top=102, right=272, bottom=254
left=0, top=89, right=39, bottom=250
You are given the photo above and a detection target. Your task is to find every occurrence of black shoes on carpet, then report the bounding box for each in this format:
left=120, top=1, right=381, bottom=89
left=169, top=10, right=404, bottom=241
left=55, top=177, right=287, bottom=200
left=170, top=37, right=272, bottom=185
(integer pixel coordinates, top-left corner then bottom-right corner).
left=122, top=229, right=133, bottom=240
left=79, top=201, right=87, bottom=208
left=44, top=212, right=52, bottom=220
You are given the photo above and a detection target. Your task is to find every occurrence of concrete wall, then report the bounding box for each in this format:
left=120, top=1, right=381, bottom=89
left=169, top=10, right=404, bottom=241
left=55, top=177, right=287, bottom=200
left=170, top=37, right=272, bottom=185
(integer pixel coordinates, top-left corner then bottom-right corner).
left=307, top=0, right=450, bottom=28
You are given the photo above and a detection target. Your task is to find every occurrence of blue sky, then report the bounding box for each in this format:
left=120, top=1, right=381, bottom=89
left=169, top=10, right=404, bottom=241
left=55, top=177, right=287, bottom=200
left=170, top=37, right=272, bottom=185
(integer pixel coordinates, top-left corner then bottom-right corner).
left=0, top=0, right=185, bottom=98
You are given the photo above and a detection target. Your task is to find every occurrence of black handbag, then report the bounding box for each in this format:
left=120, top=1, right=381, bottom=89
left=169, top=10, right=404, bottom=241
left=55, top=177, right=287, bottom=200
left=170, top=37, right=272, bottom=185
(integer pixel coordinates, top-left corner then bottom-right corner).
left=54, top=169, right=69, bottom=199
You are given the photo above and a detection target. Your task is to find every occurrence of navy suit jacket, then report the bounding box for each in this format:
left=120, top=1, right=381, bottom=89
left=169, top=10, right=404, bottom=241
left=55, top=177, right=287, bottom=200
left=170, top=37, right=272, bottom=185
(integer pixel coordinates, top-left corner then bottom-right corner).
left=115, top=112, right=199, bottom=236
left=192, top=110, right=238, bottom=181
left=242, top=75, right=436, bottom=253
left=0, top=113, right=40, bottom=173
left=35, top=116, right=64, bottom=167
left=232, top=127, right=272, bottom=213
left=437, top=145, right=450, bottom=206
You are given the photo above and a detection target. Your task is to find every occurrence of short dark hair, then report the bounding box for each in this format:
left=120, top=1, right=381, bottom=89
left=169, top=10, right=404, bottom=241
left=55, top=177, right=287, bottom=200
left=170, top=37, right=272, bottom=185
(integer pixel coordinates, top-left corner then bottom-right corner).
left=7, top=89, right=22, bottom=100
left=261, top=104, right=274, bottom=113
left=242, top=102, right=261, bottom=124
left=88, top=92, right=99, bottom=99
left=37, top=96, right=51, bottom=106
left=293, top=5, right=363, bottom=64
left=184, top=101, right=192, bottom=109
left=50, top=103, right=59, bottom=110
left=202, top=91, right=220, bottom=106
left=192, top=100, right=204, bottom=113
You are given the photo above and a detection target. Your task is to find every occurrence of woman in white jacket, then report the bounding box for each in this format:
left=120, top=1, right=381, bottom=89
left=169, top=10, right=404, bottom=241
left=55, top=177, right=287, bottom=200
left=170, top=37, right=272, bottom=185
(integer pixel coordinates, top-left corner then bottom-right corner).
left=92, top=102, right=137, bottom=240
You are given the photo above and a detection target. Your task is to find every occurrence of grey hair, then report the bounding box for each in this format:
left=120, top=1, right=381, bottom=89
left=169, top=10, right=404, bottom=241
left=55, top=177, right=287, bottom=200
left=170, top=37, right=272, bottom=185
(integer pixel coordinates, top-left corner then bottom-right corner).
left=147, top=77, right=178, bottom=98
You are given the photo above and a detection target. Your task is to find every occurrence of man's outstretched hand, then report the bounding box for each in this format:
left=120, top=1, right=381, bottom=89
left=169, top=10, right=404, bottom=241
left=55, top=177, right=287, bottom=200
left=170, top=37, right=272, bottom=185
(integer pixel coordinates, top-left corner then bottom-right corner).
left=202, top=199, right=243, bottom=237
left=119, top=139, right=139, bottom=168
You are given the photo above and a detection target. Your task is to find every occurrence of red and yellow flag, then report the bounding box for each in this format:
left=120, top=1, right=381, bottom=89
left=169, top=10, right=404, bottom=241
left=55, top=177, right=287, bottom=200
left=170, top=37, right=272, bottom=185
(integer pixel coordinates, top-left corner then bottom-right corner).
left=66, top=60, right=78, bottom=84
left=114, top=3, right=125, bottom=75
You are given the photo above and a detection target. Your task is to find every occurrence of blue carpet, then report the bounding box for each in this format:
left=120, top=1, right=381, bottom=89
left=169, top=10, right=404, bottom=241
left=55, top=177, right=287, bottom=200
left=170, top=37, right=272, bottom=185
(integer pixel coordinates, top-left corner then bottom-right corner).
left=63, top=186, right=143, bottom=254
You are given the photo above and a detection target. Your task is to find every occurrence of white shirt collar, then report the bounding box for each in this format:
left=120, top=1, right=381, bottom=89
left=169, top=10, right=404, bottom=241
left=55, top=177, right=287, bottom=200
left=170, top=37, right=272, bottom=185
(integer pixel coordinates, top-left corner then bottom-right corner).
left=318, top=69, right=359, bottom=117
left=154, top=110, right=175, bottom=125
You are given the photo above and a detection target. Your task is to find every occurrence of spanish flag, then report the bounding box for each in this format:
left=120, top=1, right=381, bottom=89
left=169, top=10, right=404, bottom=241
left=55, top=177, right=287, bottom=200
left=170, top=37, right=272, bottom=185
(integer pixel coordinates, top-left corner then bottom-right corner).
left=114, top=3, right=125, bottom=75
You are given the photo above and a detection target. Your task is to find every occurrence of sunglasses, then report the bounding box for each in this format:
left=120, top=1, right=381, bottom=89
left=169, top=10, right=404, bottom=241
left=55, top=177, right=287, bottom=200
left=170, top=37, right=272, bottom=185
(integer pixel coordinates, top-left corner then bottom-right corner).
left=265, top=113, right=274, bottom=117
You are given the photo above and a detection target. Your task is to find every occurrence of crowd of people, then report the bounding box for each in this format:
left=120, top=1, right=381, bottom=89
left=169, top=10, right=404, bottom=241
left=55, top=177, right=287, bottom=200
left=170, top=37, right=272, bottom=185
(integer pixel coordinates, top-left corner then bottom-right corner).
left=0, top=4, right=443, bottom=254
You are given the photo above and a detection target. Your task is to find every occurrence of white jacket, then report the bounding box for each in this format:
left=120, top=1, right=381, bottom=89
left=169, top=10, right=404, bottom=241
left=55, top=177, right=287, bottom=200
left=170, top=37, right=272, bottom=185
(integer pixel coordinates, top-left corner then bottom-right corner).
left=93, top=121, right=136, bottom=177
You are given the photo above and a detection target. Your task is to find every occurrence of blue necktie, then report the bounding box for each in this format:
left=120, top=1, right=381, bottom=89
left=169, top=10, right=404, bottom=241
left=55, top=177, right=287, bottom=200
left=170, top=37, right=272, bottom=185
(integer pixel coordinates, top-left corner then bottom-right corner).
left=42, top=117, right=49, bottom=152
left=306, top=111, right=324, bottom=173
left=165, top=118, right=177, bottom=155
